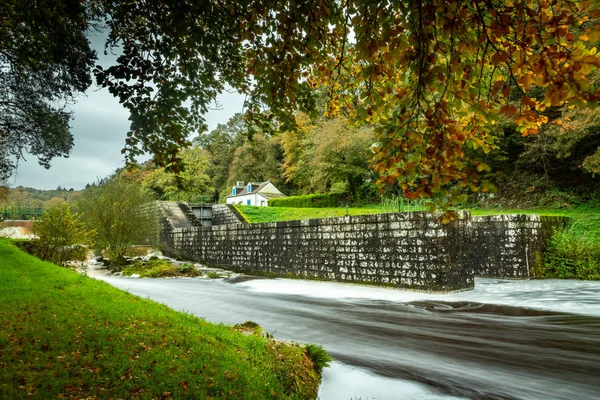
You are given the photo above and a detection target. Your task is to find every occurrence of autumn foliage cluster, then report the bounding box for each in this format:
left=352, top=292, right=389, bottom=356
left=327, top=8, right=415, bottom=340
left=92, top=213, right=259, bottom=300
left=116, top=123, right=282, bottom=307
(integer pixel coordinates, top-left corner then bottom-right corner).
left=306, top=0, right=600, bottom=209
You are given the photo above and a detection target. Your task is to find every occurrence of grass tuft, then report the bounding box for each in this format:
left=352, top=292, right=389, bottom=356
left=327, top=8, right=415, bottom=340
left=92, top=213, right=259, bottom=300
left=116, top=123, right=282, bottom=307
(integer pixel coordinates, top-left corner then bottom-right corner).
left=304, top=344, right=333, bottom=374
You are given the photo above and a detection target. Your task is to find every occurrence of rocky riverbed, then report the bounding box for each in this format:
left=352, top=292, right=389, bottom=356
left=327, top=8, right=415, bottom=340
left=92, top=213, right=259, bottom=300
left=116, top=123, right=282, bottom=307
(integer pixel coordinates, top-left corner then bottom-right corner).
left=85, top=251, right=238, bottom=280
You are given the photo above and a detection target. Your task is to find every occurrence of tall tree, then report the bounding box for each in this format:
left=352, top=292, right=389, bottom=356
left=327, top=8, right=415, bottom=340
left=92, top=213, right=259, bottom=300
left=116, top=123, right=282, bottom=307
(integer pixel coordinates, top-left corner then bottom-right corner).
left=0, top=0, right=96, bottom=179
left=281, top=115, right=375, bottom=198
left=75, top=176, right=159, bottom=264
left=194, top=114, right=247, bottom=200
left=313, top=1, right=600, bottom=209
left=137, top=147, right=213, bottom=201
left=226, top=134, right=284, bottom=195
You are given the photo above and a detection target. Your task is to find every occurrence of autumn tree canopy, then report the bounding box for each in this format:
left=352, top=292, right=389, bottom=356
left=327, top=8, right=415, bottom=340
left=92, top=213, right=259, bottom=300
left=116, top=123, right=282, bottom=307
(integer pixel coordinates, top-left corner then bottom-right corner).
left=312, top=0, right=600, bottom=208
left=93, top=0, right=600, bottom=207
left=3, top=0, right=600, bottom=208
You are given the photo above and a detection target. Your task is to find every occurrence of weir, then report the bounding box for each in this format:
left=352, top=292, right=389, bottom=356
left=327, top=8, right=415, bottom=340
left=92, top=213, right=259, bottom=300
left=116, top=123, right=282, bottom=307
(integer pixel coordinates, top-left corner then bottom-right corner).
left=159, top=204, right=563, bottom=292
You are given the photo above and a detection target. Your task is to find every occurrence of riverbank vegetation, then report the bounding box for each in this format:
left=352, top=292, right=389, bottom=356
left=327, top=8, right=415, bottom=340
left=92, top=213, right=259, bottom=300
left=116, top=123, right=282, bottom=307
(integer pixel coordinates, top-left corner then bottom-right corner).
left=541, top=213, right=600, bottom=280
left=0, top=240, right=324, bottom=399
left=28, top=203, right=93, bottom=267
left=121, top=259, right=203, bottom=278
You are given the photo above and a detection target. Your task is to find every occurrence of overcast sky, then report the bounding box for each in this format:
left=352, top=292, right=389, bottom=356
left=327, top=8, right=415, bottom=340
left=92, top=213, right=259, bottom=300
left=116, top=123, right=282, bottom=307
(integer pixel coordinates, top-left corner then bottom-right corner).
left=9, top=33, right=245, bottom=191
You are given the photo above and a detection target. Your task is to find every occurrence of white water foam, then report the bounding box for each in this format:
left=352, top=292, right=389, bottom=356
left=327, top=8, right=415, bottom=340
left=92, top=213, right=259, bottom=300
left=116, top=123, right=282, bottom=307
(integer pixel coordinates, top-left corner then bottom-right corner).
left=318, top=362, right=467, bottom=400
left=239, top=277, right=600, bottom=317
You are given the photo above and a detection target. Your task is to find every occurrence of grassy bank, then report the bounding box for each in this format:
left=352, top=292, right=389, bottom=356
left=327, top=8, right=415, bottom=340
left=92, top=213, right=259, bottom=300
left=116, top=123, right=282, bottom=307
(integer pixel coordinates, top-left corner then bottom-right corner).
left=0, top=240, right=322, bottom=399
left=236, top=204, right=577, bottom=224
left=236, top=205, right=390, bottom=223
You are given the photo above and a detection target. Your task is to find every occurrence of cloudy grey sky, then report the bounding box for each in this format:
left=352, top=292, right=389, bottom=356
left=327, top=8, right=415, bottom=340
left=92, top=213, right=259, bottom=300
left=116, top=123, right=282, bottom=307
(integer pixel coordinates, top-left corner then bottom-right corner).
left=10, top=33, right=245, bottom=190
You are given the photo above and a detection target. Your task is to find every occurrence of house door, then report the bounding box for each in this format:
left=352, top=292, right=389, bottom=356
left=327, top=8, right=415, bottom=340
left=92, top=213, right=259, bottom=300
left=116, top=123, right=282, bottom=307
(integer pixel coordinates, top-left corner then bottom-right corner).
left=247, top=199, right=251, bottom=205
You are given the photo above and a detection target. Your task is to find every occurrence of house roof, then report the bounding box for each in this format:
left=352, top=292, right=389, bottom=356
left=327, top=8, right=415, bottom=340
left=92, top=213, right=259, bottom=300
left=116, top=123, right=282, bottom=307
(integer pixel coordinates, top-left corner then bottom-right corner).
left=227, top=181, right=272, bottom=198
left=257, top=193, right=287, bottom=199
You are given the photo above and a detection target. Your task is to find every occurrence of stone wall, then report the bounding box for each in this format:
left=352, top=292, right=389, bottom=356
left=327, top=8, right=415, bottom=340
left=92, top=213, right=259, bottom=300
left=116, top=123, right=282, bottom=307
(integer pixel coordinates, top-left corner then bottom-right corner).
left=162, top=212, right=473, bottom=292
left=160, top=210, right=561, bottom=292
left=211, top=204, right=246, bottom=226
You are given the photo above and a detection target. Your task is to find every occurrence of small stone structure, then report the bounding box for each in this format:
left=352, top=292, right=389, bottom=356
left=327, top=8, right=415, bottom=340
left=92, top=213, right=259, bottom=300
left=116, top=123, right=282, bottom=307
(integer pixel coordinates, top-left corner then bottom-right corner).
left=467, top=214, right=562, bottom=278
left=157, top=202, right=194, bottom=228
left=211, top=204, right=247, bottom=225
left=160, top=207, right=563, bottom=292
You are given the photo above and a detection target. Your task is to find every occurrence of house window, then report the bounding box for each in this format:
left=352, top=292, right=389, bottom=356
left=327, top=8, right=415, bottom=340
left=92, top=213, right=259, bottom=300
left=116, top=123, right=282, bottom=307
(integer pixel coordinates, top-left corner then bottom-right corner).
left=247, top=184, right=252, bottom=192
left=232, top=187, right=236, bottom=195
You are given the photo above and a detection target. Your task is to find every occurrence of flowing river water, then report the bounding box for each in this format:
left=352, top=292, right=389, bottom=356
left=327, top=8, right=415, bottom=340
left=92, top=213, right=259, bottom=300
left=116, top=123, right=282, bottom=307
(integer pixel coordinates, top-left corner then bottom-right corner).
left=89, top=267, right=600, bottom=400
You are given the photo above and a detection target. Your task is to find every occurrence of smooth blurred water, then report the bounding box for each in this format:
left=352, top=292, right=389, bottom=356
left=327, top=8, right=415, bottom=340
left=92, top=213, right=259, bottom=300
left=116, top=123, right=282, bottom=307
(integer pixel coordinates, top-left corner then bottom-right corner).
left=91, top=269, right=600, bottom=400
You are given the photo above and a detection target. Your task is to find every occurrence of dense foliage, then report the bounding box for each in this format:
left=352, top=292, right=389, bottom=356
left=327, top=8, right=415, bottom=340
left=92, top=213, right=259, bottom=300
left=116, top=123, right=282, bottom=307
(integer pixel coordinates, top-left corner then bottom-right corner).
left=0, top=0, right=96, bottom=179
left=542, top=213, right=600, bottom=280
left=0, top=186, right=82, bottom=209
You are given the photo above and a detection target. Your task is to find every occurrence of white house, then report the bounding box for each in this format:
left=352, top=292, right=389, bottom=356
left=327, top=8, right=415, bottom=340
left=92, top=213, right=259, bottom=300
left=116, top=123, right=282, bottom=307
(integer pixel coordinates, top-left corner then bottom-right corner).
left=226, top=181, right=286, bottom=206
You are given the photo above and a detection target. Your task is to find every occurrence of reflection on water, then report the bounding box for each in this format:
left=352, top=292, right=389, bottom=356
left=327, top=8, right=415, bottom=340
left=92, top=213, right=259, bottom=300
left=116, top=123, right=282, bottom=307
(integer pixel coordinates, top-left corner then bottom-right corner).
left=93, top=270, right=600, bottom=400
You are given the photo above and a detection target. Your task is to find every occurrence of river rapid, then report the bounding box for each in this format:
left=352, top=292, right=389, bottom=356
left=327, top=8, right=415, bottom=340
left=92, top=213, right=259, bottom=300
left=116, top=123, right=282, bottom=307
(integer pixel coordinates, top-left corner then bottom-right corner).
left=89, top=268, right=600, bottom=400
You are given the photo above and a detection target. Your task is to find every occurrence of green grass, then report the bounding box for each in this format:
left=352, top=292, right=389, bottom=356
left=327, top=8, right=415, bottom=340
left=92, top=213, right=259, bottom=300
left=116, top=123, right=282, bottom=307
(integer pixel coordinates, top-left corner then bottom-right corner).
left=236, top=204, right=577, bottom=224
left=235, top=204, right=429, bottom=223
left=468, top=208, right=588, bottom=217
left=235, top=205, right=381, bottom=223
left=0, top=240, right=322, bottom=399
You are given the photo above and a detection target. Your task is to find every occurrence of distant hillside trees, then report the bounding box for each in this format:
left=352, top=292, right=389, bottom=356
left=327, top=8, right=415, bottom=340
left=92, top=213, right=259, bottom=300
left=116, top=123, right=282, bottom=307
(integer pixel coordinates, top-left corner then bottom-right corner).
left=0, top=186, right=82, bottom=210
left=127, top=148, right=213, bottom=202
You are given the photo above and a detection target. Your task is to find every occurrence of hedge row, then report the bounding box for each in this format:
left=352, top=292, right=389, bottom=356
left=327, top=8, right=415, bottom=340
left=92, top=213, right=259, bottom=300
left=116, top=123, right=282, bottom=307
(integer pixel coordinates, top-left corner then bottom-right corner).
left=268, top=193, right=344, bottom=208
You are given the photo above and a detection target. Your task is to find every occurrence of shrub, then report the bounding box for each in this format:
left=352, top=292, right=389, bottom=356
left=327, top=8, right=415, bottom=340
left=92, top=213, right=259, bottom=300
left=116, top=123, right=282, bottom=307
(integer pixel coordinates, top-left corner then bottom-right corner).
left=122, top=260, right=202, bottom=278
left=269, top=193, right=344, bottom=208
left=380, top=196, right=426, bottom=213
left=30, top=203, right=94, bottom=267
left=542, top=216, right=600, bottom=280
